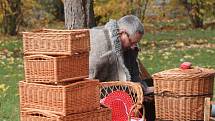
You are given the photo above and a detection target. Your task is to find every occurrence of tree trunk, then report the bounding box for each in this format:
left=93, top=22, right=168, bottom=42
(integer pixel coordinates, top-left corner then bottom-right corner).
left=190, top=14, right=203, bottom=28
left=64, top=0, right=96, bottom=29
left=180, top=0, right=204, bottom=28
left=53, top=0, right=64, bottom=21
left=129, top=0, right=149, bottom=21
left=140, top=0, right=149, bottom=21
left=38, top=0, right=65, bottom=21
left=1, top=0, right=21, bottom=35
left=86, top=0, right=96, bottom=28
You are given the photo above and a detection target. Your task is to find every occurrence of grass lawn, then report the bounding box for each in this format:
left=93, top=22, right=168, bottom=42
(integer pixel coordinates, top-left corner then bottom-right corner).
left=139, top=28, right=215, bottom=74
left=0, top=27, right=215, bottom=120
left=0, top=35, right=23, bottom=121
left=139, top=48, right=215, bottom=74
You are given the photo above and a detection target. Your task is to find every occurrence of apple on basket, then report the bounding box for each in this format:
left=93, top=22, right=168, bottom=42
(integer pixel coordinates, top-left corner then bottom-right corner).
left=180, top=62, right=192, bottom=69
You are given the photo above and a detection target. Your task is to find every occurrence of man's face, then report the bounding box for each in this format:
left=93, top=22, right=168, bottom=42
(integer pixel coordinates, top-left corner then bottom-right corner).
left=120, top=31, right=142, bottom=49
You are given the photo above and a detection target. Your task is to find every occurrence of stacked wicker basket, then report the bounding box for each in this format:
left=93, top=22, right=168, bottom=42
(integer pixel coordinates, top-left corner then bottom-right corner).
left=153, top=67, right=215, bottom=121
left=19, top=29, right=111, bottom=121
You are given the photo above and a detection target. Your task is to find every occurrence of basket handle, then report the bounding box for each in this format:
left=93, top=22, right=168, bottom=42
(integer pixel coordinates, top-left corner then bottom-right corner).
left=34, top=28, right=89, bottom=32
left=23, top=109, right=61, bottom=119
left=25, top=54, right=55, bottom=60
left=21, top=28, right=47, bottom=34
left=155, top=90, right=173, bottom=96
left=128, top=104, right=145, bottom=121
left=65, top=79, right=99, bottom=88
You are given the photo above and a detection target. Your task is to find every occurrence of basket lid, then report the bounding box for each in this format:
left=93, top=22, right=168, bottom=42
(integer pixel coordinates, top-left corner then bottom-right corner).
left=152, top=66, right=215, bottom=79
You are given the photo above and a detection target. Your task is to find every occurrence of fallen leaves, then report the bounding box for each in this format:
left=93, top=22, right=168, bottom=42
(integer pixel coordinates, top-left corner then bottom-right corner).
left=0, top=84, right=9, bottom=93
left=175, top=41, right=185, bottom=48
left=0, top=83, right=9, bottom=98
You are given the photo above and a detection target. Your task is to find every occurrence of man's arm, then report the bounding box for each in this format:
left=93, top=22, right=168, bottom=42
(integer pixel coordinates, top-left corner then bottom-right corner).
left=92, top=51, right=119, bottom=81
left=137, top=59, right=154, bottom=87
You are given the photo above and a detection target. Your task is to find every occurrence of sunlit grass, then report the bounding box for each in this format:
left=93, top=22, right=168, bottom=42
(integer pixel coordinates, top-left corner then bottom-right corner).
left=143, top=28, right=215, bottom=42
left=139, top=48, right=215, bottom=74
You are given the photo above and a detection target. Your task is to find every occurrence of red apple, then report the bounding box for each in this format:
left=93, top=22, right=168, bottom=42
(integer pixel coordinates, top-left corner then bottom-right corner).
left=180, top=62, right=192, bottom=69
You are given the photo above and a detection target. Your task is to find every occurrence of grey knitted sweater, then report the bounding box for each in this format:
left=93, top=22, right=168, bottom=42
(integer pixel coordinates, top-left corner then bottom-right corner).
left=89, top=20, right=131, bottom=81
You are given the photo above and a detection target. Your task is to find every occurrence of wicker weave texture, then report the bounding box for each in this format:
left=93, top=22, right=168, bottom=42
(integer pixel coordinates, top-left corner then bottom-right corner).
left=153, top=75, right=214, bottom=96
left=100, top=81, right=144, bottom=118
left=24, top=53, right=88, bottom=83
left=153, top=67, right=215, bottom=95
left=19, top=80, right=100, bottom=115
left=20, top=105, right=111, bottom=121
left=155, top=95, right=210, bottom=121
left=23, top=29, right=90, bottom=55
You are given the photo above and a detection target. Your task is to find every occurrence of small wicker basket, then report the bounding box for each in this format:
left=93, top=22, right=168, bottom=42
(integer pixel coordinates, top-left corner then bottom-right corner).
left=23, top=29, right=90, bottom=55
left=153, top=67, right=215, bottom=96
left=155, top=95, right=210, bottom=121
left=24, top=53, right=88, bottom=83
left=19, top=80, right=100, bottom=115
left=20, top=105, right=111, bottom=121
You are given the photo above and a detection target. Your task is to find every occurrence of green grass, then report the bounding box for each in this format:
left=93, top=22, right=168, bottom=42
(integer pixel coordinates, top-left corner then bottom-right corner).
left=0, top=36, right=23, bottom=121
left=151, top=17, right=190, bottom=29
left=143, top=28, right=215, bottom=42
left=139, top=48, right=215, bottom=74
left=0, top=25, right=215, bottom=121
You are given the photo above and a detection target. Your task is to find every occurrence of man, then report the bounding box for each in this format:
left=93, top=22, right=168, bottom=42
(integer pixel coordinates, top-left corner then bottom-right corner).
left=89, top=15, right=143, bottom=81
left=89, top=15, right=155, bottom=121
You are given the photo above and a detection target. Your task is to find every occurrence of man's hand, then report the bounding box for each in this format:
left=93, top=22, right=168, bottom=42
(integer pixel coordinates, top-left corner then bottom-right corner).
left=145, top=87, right=154, bottom=94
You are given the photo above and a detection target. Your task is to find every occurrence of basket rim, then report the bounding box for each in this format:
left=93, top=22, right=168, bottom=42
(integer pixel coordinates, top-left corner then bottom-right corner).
left=100, top=81, right=143, bottom=109
left=24, top=53, right=88, bottom=59
left=152, top=67, right=215, bottom=78
left=20, top=79, right=99, bottom=88
left=22, top=28, right=89, bottom=34
left=21, top=108, right=61, bottom=118
left=21, top=104, right=110, bottom=118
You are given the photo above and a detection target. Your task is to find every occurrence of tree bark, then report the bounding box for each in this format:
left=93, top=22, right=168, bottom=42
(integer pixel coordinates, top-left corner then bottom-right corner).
left=85, top=0, right=96, bottom=28
left=64, top=0, right=96, bottom=29
left=1, top=0, right=21, bottom=35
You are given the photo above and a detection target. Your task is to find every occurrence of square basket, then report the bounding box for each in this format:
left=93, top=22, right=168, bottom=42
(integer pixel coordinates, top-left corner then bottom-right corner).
left=20, top=105, right=111, bottom=121
left=24, top=53, right=88, bottom=83
left=155, top=95, right=210, bottom=121
left=19, top=80, right=100, bottom=115
left=23, top=29, right=90, bottom=55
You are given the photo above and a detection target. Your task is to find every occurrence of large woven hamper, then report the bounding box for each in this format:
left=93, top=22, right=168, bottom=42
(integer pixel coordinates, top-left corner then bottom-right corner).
left=152, top=67, right=215, bottom=120
left=153, top=67, right=215, bottom=96
left=24, top=53, right=88, bottom=83
left=155, top=95, right=210, bottom=120
left=23, top=29, right=90, bottom=55
left=20, top=105, right=111, bottom=121
left=19, top=80, right=100, bottom=115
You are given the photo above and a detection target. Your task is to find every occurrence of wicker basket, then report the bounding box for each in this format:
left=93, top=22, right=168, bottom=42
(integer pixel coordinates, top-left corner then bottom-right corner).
left=19, top=80, right=100, bottom=115
left=152, top=67, right=215, bottom=96
left=20, top=105, right=111, bottom=121
left=24, top=53, right=88, bottom=83
left=23, top=29, right=90, bottom=55
left=155, top=95, right=210, bottom=121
